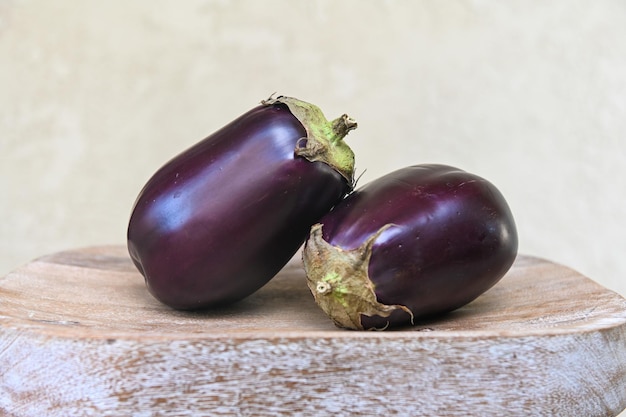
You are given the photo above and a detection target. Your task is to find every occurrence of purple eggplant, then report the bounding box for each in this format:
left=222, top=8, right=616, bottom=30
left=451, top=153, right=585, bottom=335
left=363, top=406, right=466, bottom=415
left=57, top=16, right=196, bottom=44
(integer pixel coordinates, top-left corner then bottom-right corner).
left=302, top=164, right=518, bottom=330
left=127, top=95, right=357, bottom=309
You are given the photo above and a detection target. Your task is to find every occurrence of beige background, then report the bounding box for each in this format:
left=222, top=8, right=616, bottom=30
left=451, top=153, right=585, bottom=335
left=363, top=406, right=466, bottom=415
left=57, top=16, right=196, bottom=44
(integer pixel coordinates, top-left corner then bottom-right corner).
left=2, top=2, right=625, bottom=301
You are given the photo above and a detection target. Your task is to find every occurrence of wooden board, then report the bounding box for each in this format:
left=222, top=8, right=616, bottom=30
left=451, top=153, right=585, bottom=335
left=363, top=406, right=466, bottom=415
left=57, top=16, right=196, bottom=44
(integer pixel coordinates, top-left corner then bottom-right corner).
left=1, top=246, right=625, bottom=416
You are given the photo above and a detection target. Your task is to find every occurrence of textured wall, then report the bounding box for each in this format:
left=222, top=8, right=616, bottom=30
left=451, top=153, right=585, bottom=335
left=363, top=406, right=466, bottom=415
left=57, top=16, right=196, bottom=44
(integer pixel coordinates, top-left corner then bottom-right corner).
left=2, top=0, right=625, bottom=309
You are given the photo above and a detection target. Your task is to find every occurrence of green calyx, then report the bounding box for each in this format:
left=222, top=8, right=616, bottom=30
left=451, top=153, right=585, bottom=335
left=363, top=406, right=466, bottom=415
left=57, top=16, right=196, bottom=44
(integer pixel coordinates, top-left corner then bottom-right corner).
left=302, top=223, right=414, bottom=330
left=262, top=95, right=357, bottom=186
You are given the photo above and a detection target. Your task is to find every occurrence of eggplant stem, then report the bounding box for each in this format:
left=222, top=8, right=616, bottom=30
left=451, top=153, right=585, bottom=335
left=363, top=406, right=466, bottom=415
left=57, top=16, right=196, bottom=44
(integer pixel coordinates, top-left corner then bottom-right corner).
left=329, top=114, right=358, bottom=144
left=316, top=281, right=332, bottom=295
left=302, top=223, right=414, bottom=330
left=262, top=95, right=357, bottom=186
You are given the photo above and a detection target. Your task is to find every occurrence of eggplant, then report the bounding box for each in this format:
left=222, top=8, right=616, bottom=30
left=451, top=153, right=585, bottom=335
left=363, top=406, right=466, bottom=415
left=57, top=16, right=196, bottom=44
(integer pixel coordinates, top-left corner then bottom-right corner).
left=127, top=95, right=357, bottom=309
left=302, top=164, right=518, bottom=330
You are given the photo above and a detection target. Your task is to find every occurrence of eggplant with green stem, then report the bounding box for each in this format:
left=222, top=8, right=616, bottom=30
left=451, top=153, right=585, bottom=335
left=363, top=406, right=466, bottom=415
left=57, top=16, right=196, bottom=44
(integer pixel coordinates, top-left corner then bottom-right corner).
left=303, top=164, right=518, bottom=330
left=128, top=95, right=357, bottom=309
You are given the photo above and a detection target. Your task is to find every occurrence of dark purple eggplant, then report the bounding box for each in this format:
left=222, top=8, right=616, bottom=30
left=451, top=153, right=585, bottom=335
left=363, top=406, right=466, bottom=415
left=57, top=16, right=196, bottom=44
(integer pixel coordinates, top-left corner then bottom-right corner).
left=127, top=95, right=357, bottom=310
left=302, top=164, right=518, bottom=330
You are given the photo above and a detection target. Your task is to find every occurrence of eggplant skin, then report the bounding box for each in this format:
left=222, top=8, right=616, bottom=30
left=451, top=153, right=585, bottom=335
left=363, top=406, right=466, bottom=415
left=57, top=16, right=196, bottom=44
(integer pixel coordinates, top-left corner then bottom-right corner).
left=127, top=102, right=351, bottom=309
left=312, top=164, right=518, bottom=329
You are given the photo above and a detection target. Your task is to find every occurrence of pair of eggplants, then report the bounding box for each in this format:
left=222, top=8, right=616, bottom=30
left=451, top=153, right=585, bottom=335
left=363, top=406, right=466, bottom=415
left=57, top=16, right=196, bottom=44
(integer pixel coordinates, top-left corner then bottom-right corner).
left=127, top=96, right=518, bottom=330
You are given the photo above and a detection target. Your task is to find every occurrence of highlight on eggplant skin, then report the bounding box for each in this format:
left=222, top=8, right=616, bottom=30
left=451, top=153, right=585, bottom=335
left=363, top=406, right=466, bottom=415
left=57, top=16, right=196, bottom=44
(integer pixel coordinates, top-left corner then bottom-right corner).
left=127, top=95, right=357, bottom=310
left=302, top=164, right=518, bottom=330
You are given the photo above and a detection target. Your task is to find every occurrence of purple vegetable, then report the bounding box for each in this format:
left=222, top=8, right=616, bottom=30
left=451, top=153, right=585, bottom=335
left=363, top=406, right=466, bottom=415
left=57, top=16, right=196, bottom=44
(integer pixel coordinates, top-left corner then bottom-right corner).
left=303, top=164, right=518, bottom=330
left=127, top=96, right=357, bottom=309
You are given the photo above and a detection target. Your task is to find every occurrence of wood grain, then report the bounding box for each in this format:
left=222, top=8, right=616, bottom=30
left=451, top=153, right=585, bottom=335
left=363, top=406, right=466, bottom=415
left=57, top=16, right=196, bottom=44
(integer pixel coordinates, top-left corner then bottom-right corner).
left=1, top=246, right=625, bottom=416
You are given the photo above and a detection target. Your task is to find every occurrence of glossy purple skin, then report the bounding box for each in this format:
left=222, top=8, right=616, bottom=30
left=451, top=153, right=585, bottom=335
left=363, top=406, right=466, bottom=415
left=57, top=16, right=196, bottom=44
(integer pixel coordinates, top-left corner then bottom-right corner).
left=127, top=103, right=350, bottom=310
left=319, top=164, right=518, bottom=328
